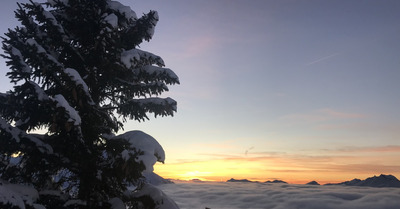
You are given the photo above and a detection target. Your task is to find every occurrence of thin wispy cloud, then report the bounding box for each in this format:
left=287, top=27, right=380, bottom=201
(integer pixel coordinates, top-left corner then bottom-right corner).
left=327, top=164, right=400, bottom=174
left=181, top=35, right=217, bottom=58
left=317, top=108, right=366, bottom=119
left=280, top=108, right=367, bottom=124
left=325, top=145, right=400, bottom=153
left=306, top=53, right=340, bottom=66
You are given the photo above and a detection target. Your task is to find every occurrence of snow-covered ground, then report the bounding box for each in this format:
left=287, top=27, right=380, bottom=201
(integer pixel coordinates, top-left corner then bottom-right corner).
left=158, top=181, right=400, bottom=209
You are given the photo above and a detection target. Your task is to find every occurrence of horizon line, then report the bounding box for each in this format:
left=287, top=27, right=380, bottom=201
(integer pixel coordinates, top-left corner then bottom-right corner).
left=158, top=173, right=398, bottom=185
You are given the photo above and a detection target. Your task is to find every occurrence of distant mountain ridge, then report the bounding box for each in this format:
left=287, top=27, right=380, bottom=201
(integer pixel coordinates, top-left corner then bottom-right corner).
left=227, top=178, right=287, bottom=184
left=265, top=180, right=288, bottom=184
left=325, top=174, right=400, bottom=188
left=306, top=181, right=320, bottom=185
left=227, top=178, right=253, bottom=183
left=226, top=174, right=400, bottom=188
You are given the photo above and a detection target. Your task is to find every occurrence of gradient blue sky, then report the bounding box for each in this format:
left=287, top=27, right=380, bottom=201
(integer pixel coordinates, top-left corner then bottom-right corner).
left=1, top=0, right=399, bottom=183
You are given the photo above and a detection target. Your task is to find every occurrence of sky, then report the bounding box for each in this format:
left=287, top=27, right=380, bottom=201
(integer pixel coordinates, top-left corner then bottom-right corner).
left=0, top=0, right=400, bottom=184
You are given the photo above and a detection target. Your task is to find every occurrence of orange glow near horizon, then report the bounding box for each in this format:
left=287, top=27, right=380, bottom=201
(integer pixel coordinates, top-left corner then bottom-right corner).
left=154, top=148, right=400, bottom=184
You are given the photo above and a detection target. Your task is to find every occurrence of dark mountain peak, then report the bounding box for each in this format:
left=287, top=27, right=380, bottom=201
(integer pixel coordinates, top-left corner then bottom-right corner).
left=265, top=180, right=287, bottom=184
left=341, top=178, right=362, bottom=185
left=377, top=174, right=398, bottom=180
left=306, top=181, right=320, bottom=185
left=227, top=178, right=253, bottom=183
left=360, top=174, right=400, bottom=187
left=325, top=174, right=400, bottom=188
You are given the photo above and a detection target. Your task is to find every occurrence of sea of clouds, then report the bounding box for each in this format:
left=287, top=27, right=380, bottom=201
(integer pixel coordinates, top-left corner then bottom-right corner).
left=158, top=181, right=400, bottom=209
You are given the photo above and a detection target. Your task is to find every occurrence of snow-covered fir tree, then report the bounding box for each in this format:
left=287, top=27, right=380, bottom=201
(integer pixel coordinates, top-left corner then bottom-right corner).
left=0, top=0, right=179, bottom=208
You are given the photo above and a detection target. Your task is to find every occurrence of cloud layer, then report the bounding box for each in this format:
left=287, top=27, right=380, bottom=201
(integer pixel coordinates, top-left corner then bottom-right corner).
left=159, top=181, right=400, bottom=209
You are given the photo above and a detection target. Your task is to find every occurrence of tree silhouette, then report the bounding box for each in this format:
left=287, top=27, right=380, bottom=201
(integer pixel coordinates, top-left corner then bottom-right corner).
left=0, top=0, right=179, bottom=208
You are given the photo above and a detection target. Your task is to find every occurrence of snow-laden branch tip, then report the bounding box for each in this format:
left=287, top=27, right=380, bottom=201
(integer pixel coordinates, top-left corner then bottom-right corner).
left=146, top=11, right=159, bottom=38
left=112, top=131, right=165, bottom=173
left=0, top=180, right=41, bottom=209
left=53, top=94, right=81, bottom=125
left=47, top=0, right=68, bottom=6
left=0, top=117, right=53, bottom=154
left=104, top=13, right=119, bottom=29
left=25, top=38, right=62, bottom=67
left=121, top=48, right=165, bottom=69
left=27, top=81, right=50, bottom=101
left=9, top=46, right=32, bottom=73
left=139, top=65, right=180, bottom=83
left=63, top=68, right=95, bottom=105
left=107, top=0, right=137, bottom=21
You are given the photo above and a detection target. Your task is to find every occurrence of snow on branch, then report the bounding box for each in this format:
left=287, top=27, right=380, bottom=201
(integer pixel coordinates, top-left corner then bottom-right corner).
left=42, top=7, right=66, bottom=35
left=146, top=11, right=158, bottom=38
left=132, top=10, right=158, bottom=42
left=26, top=81, right=50, bottom=101
left=25, top=38, right=62, bottom=67
left=135, top=65, right=180, bottom=85
left=140, top=97, right=177, bottom=112
left=118, top=97, right=177, bottom=121
left=32, top=1, right=68, bottom=40
left=0, top=180, right=42, bottom=209
left=106, top=1, right=137, bottom=21
left=52, top=94, right=81, bottom=126
left=111, top=131, right=165, bottom=173
left=8, top=46, right=32, bottom=73
left=63, top=199, right=87, bottom=207
left=47, top=0, right=69, bottom=7
left=0, top=118, right=20, bottom=143
left=113, top=78, right=169, bottom=98
left=0, top=117, right=53, bottom=154
left=63, top=68, right=94, bottom=105
left=121, top=48, right=165, bottom=69
left=103, top=13, right=119, bottom=29
left=108, top=197, right=125, bottom=209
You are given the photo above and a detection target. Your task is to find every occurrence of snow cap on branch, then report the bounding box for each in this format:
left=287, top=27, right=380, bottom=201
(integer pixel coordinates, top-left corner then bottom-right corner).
left=107, top=0, right=137, bottom=21
left=0, top=117, right=54, bottom=154
left=121, top=48, right=165, bottom=69
left=133, top=183, right=179, bottom=209
left=146, top=11, right=158, bottom=38
left=112, top=130, right=165, bottom=172
left=53, top=94, right=81, bottom=125
left=0, top=181, right=41, bottom=209
left=47, top=0, right=69, bottom=6
left=9, top=46, right=31, bottom=73
left=104, top=13, right=119, bottom=29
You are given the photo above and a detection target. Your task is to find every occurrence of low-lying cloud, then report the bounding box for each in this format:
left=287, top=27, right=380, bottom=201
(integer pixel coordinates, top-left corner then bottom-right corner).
left=159, top=181, right=400, bottom=209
